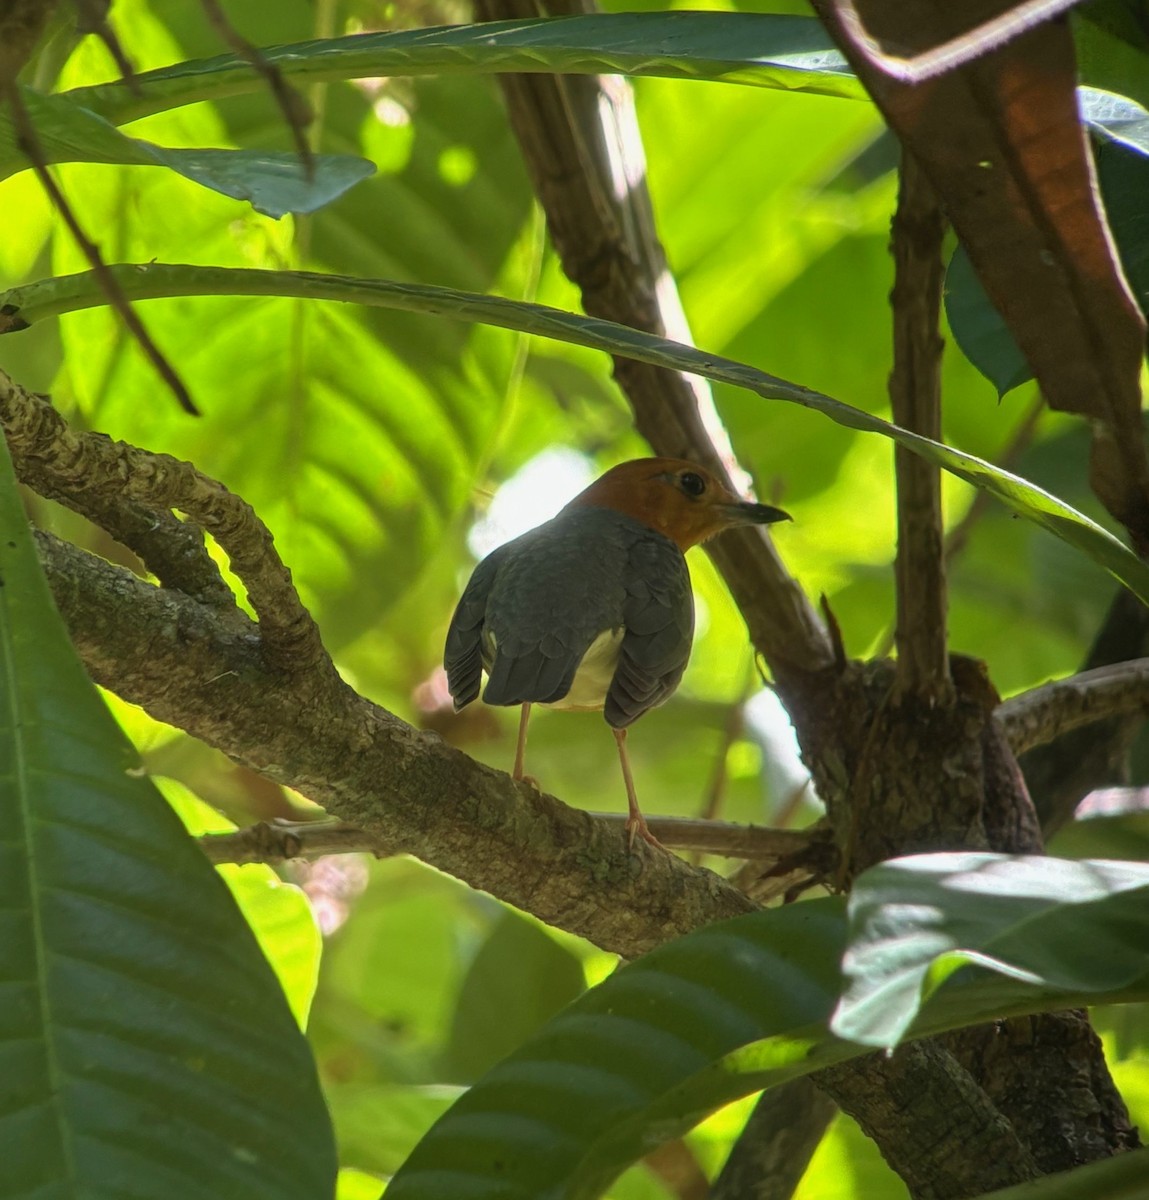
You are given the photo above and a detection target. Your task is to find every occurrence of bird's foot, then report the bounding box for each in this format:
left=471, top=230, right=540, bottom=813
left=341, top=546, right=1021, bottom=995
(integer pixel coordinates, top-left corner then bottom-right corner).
left=513, top=772, right=541, bottom=790
left=625, top=812, right=665, bottom=851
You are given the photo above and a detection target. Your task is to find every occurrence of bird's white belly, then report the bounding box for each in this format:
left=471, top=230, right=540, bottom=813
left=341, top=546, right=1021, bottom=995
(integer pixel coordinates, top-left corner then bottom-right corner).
left=547, top=627, right=624, bottom=711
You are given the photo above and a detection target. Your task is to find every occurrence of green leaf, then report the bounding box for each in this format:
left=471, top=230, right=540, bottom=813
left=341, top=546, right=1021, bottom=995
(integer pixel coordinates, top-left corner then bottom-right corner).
left=328, top=1083, right=461, bottom=1178
left=337, top=1167, right=388, bottom=1200
left=976, top=1145, right=1149, bottom=1200
left=0, top=435, right=335, bottom=1194
left=832, top=853, right=1149, bottom=1048
left=1, top=87, right=374, bottom=216
left=62, top=13, right=859, bottom=132
left=944, top=242, right=1032, bottom=398
left=385, top=856, right=1149, bottom=1200
left=159, top=778, right=323, bottom=1029
left=6, top=261, right=1149, bottom=607
left=445, top=910, right=587, bottom=1083
left=387, top=898, right=850, bottom=1200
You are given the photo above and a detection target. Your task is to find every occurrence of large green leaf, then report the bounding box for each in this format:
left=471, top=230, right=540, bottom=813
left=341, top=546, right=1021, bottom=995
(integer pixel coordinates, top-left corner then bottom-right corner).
left=0, top=428, right=335, bottom=1193
left=0, top=87, right=373, bottom=216
left=444, top=910, right=586, bottom=1083
left=59, top=13, right=859, bottom=134
left=831, top=853, right=1149, bottom=1048
left=6, top=262, right=1149, bottom=606
left=977, top=1145, right=1149, bottom=1200
left=385, top=853, right=1149, bottom=1200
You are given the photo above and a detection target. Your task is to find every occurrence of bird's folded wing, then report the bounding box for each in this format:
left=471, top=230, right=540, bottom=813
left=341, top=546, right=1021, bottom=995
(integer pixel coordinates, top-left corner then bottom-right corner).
left=482, top=629, right=583, bottom=707
left=444, top=546, right=508, bottom=709
left=605, top=537, right=694, bottom=729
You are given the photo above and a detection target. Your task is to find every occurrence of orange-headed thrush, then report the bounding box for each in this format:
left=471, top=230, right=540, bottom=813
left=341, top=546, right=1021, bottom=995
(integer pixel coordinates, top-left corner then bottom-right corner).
left=444, top=457, right=791, bottom=846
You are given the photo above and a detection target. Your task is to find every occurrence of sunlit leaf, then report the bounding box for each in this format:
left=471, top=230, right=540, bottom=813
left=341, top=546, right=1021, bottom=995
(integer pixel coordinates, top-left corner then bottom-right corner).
left=6, top=262, right=1149, bottom=608
left=386, top=854, right=1149, bottom=1199
left=63, top=13, right=860, bottom=132
left=832, top=853, right=1149, bottom=1048
left=1, top=88, right=373, bottom=217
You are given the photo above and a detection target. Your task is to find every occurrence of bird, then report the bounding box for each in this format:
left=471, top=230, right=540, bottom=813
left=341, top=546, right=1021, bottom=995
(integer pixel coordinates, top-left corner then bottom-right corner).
left=444, top=457, right=791, bottom=847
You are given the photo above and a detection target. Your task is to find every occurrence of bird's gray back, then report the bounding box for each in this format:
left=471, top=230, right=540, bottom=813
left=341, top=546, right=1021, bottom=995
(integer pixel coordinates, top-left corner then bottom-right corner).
left=445, top=506, right=693, bottom=716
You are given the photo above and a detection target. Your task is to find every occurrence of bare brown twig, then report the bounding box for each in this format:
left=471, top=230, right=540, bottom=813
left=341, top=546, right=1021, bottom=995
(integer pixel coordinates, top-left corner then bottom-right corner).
left=199, top=820, right=391, bottom=865
left=72, top=0, right=138, bottom=90
left=198, top=0, right=314, bottom=179
left=890, top=152, right=950, bottom=698
left=4, top=85, right=198, bottom=415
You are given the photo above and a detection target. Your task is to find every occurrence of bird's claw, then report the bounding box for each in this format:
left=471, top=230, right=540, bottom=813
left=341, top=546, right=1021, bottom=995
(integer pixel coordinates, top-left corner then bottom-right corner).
left=625, top=814, right=665, bottom=851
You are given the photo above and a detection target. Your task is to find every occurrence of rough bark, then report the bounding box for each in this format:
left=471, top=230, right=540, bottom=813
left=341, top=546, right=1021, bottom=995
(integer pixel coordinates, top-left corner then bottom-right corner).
left=1022, top=588, right=1149, bottom=834
left=891, top=152, right=949, bottom=700
left=816, top=1042, right=1041, bottom=1199
left=712, top=1079, right=837, bottom=1200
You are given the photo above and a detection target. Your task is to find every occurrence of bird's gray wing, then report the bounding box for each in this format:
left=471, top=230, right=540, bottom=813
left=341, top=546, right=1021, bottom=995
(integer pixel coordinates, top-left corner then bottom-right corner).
left=480, top=516, right=626, bottom=707
left=443, top=545, right=510, bottom=710
left=605, top=535, right=694, bottom=729
left=482, top=625, right=584, bottom=707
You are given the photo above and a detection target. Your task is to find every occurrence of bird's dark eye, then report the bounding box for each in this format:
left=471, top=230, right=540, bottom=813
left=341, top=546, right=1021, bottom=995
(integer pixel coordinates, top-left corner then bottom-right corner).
left=679, top=471, right=706, bottom=497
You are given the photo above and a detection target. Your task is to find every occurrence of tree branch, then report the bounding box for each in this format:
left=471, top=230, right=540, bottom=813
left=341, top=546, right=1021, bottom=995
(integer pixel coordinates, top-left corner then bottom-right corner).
left=817, top=1041, right=1040, bottom=1199
left=2, top=368, right=327, bottom=672
left=33, top=530, right=753, bottom=959
left=712, top=1078, right=837, bottom=1200
left=890, top=151, right=950, bottom=698
left=998, top=658, right=1149, bottom=757
left=1021, top=587, right=1149, bottom=835
left=199, top=814, right=827, bottom=866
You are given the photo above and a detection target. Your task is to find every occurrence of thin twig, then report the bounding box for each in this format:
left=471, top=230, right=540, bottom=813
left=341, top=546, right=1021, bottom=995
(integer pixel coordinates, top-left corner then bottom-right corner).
left=72, top=0, right=138, bottom=90
left=875, top=392, right=1044, bottom=658
left=198, top=0, right=313, bottom=179
left=199, top=820, right=391, bottom=864
left=890, top=151, right=950, bottom=698
left=199, top=813, right=825, bottom=865
left=5, top=85, right=198, bottom=415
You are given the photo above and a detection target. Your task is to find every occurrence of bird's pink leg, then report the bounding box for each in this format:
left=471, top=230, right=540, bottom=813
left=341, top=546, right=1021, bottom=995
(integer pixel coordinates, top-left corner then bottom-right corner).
left=513, top=702, right=532, bottom=780
left=612, top=727, right=662, bottom=849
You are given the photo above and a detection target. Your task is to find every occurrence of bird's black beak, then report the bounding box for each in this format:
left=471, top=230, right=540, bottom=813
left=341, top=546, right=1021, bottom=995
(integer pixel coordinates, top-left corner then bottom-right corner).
left=724, top=501, right=792, bottom=526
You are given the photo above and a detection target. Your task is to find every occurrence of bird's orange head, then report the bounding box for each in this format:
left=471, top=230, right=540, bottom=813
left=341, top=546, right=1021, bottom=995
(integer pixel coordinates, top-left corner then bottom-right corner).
left=565, top=457, right=790, bottom=551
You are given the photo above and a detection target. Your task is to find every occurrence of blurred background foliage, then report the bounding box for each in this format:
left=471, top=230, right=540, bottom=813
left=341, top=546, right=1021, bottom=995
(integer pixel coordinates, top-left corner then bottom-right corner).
left=4, top=0, right=1148, bottom=1193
